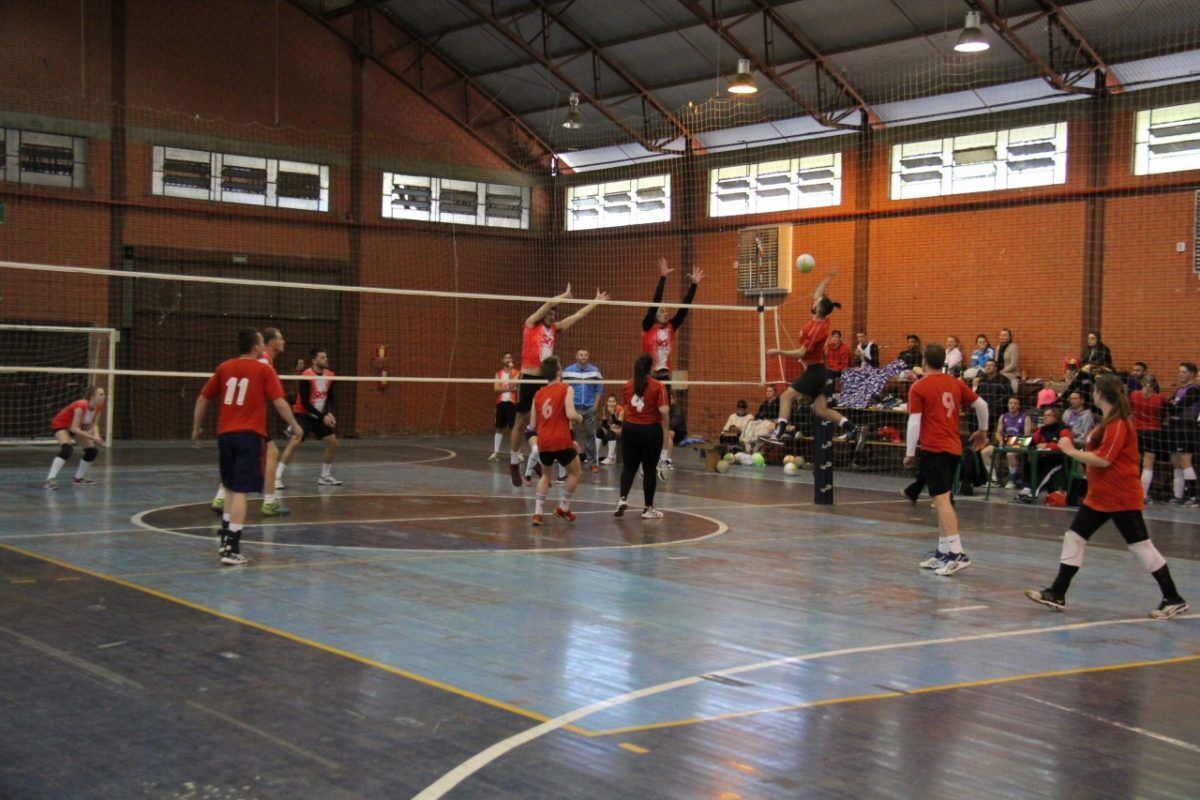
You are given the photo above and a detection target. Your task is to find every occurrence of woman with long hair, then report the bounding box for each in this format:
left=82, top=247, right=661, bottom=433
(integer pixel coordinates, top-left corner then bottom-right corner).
left=45, top=385, right=106, bottom=489
left=617, top=354, right=670, bottom=519
left=1025, top=374, right=1187, bottom=619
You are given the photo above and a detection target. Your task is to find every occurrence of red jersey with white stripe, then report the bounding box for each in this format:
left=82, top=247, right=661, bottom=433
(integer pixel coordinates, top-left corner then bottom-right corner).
left=495, top=369, right=518, bottom=404
left=201, top=357, right=285, bottom=436
left=51, top=399, right=99, bottom=431
left=532, top=383, right=573, bottom=451
left=521, top=323, right=557, bottom=371
left=258, top=352, right=277, bottom=372
left=798, top=318, right=831, bottom=367
left=642, top=323, right=676, bottom=372
left=293, top=368, right=334, bottom=415
left=908, top=373, right=979, bottom=456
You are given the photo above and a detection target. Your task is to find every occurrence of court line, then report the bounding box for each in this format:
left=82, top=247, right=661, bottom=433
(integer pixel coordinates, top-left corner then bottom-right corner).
left=1, top=528, right=149, bottom=540
left=1012, top=691, right=1200, bottom=754
left=410, top=615, right=1200, bottom=799
left=168, top=509, right=624, bottom=530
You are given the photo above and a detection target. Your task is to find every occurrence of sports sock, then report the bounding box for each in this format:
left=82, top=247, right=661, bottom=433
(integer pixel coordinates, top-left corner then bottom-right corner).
left=607, top=441, right=617, bottom=459
left=222, top=512, right=231, bottom=525
left=1186, top=467, right=1198, bottom=481
left=276, top=463, right=286, bottom=480
left=321, top=462, right=332, bottom=477
left=660, top=449, right=669, bottom=462
left=557, top=464, right=566, bottom=480
left=47, top=457, right=66, bottom=480
left=1141, top=469, right=1154, bottom=496
left=938, top=535, right=963, bottom=555
left=839, top=418, right=853, bottom=430
left=534, top=492, right=546, bottom=515
left=510, top=450, right=520, bottom=465
left=74, top=460, right=91, bottom=479
left=493, top=432, right=503, bottom=452
left=526, top=446, right=539, bottom=478
left=264, top=493, right=276, bottom=504
left=228, top=522, right=242, bottom=533
left=215, top=485, right=227, bottom=501
left=560, top=491, right=573, bottom=511
left=1151, top=564, right=1183, bottom=602
left=1174, top=469, right=1185, bottom=499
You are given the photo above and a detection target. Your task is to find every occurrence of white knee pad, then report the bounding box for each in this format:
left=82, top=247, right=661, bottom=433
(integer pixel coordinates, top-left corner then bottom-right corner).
left=1129, top=540, right=1166, bottom=573
left=1060, top=530, right=1087, bottom=567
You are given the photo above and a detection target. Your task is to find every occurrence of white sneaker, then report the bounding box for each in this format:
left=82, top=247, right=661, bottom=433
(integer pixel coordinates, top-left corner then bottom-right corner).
left=317, top=474, right=343, bottom=486
left=615, top=499, right=628, bottom=517
left=487, top=452, right=499, bottom=462
left=274, top=478, right=286, bottom=490
left=934, top=553, right=972, bottom=576
left=641, top=507, right=663, bottom=520
left=918, top=551, right=947, bottom=570
left=600, top=457, right=615, bottom=465
left=1004, top=480, right=1017, bottom=490
left=656, top=461, right=671, bottom=482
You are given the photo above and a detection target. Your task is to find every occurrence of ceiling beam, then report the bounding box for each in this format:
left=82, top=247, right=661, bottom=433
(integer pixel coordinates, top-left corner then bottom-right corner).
left=973, top=0, right=1102, bottom=95
left=527, top=0, right=697, bottom=144
left=323, top=0, right=392, bottom=20
left=676, top=0, right=860, bottom=131
left=1033, top=0, right=1123, bottom=92
left=452, top=0, right=686, bottom=153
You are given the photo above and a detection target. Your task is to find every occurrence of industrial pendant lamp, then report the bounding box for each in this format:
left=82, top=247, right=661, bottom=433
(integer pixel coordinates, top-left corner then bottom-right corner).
left=727, top=59, right=758, bottom=95
left=562, top=93, right=583, bottom=129
left=954, top=10, right=990, bottom=53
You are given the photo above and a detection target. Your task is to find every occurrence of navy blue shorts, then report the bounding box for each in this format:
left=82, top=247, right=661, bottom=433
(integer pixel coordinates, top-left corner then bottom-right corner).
left=218, top=432, right=266, bottom=494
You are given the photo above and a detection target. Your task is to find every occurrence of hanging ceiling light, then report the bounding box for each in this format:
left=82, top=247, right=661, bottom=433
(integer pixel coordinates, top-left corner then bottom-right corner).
left=727, top=58, right=758, bottom=95
left=562, top=93, right=583, bottom=129
left=954, top=10, right=990, bottom=53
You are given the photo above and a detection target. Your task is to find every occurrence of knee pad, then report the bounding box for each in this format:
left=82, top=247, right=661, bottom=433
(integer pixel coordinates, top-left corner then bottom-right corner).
left=83, top=447, right=98, bottom=463
left=58, top=443, right=74, bottom=461
left=1060, top=530, right=1087, bottom=567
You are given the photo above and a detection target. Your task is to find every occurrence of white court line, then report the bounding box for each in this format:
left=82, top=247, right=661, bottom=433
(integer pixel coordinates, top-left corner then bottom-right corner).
left=411, top=614, right=1200, bottom=800
left=1, top=529, right=148, bottom=540
left=170, top=509, right=621, bottom=530
left=1014, top=692, right=1200, bottom=753
left=937, top=605, right=990, bottom=614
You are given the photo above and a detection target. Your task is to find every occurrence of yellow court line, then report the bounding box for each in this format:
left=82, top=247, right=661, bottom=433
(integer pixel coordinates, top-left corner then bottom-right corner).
left=617, top=742, right=649, bottom=754
left=0, top=542, right=591, bottom=736
left=587, top=653, right=1200, bottom=736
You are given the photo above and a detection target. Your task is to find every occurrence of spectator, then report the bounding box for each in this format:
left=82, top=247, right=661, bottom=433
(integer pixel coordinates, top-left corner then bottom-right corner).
left=1016, top=406, right=1071, bottom=502
left=898, top=334, right=922, bottom=370
left=755, top=384, right=780, bottom=421
left=973, top=358, right=1010, bottom=425
left=997, top=327, right=1020, bottom=393
left=944, top=336, right=963, bottom=376
left=825, top=329, right=850, bottom=382
left=963, top=334, right=995, bottom=381
left=982, top=395, right=1033, bottom=489
left=1132, top=375, right=1166, bottom=502
left=854, top=332, right=879, bottom=368
left=596, top=395, right=623, bottom=465
left=1036, top=386, right=1058, bottom=411
left=1063, top=390, right=1096, bottom=440
left=1081, top=332, right=1113, bottom=371
left=720, top=400, right=753, bottom=445
left=562, top=348, right=603, bottom=472
left=1166, top=361, right=1200, bottom=505
left=1126, top=361, right=1148, bottom=395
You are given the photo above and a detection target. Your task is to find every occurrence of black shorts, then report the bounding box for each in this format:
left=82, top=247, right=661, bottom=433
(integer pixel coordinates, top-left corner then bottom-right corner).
left=494, top=401, right=517, bottom=430
left=790, top=363, right=829, bottom=401
left=1136, top=430, right=1167, bottom=458
left=297, top=415, right=335, bottom=441
left=918, top=450, right=960, bottom=497
left=1069, top=503, right=1149, bottom=544
left=1167, top=422, right=1198, bottom=454
left=218, top=432, right=266, bottom=494
left=538, top=448, right=578, bottom=468
left=517, top=377, right=539, bottom=414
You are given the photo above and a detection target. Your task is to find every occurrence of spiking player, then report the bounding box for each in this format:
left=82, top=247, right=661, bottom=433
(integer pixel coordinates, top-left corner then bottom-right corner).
left=193, top=328, right=299, bottom=566
left=278, top=347, right=342, bottom=486
left=642, top=257, right=702, bottom=475
left=509, top=284, right=609, bottom=486
left=44, top=386, right=106, bottom=489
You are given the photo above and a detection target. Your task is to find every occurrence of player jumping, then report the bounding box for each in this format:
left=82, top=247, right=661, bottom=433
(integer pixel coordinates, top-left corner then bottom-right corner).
left=642, top=257, right=702, bottom=476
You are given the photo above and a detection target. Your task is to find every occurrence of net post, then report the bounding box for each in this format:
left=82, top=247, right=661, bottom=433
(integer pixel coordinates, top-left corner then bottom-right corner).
left=757, top=294, right=766, bottom=385
left=106, top=330, right=119, bottom=447
left=814, top=419, right=834, bottom=505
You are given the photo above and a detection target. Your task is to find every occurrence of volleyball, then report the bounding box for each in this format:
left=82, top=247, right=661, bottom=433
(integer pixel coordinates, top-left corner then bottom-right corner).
left=796, top=253, right=815, bottom=273
left=723, top=452, right=736, bottom=463
left=784, top=462, right=798, bottom=475
left=752, top=452, right=766, bottom=467
left=715, top=459, right=731, bottom=474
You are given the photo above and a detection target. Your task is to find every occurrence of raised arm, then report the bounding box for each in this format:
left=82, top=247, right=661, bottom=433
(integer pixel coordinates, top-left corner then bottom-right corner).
left=643, top=258, right=671, bottom=331
left=526, top=284, right=571, bottom=328
left=812, top=265, right=837, bottom=302
left=557, top=288, right=610, bottom=331
left=669, top=269, right=703, bottom=329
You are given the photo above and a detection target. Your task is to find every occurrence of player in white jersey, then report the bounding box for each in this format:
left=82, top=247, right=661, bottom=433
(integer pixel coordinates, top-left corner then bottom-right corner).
left=279, top=347, right=342, bottom=486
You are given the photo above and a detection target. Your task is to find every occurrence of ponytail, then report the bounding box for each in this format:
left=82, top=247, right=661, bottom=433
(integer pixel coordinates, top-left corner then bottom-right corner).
left=815, top=296, right=842, bottom=318
left=633, top=353, right=652, bottom=397
left=1089, top=372, right=1131, bottom=448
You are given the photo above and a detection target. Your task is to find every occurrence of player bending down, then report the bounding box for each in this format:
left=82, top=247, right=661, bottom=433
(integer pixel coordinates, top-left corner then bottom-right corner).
left=278, top=347, right=342, bottom=486
left=44, top=386, right=106, bottom=489
left=529, top=356, right=583, bottom=525
left=193, top=328, right=299, bottom=567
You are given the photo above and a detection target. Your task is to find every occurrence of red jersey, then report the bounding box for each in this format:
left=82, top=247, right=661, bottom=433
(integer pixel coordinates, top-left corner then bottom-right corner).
left=258, top=352, right=277, bottom=371
left=1084, top=419, right=1142, bottom=512
left=293, top=368, right=334, bottom=415
left=621, top=378, right=667, bottom=425
left=201, top=357, right=285, bottom=436
left=642, top=323, right=676, bottom=372
left=532, top=382, right=573, bottom=451
left=521, top=323, right=557, bottom=371
left=908, top=373, right=979, bottom=456
left=495, top=369, right=518, bottom=404
left=825, top=341, right=850, bottom=372
left=799, top=318, right=831, bottom=367
left=51, top=399, right=100, bottom=431
left=1130, top=391, right=1165, bottom=431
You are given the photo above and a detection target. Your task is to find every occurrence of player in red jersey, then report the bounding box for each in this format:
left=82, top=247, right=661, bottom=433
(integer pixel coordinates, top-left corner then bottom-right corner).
left=904, top=344, right=989, bottom=576
left=616, top=354, right=671, bottom=519
left=642, top=258, right=703, bottom=473
left=43, top=386, right=106, bottom=489
left=529, top=356, right=584, bottom=525
left=279, top=347, right=342, bottom=486
left=508, top=284, right=609, bottom=486
left=193, top=328, right=299, bottom=566
left=490, top=352, right=519, bottom=461
left=761, top=267, right=865, bottom=456
left=1026, top=374, right=1187, bottom=619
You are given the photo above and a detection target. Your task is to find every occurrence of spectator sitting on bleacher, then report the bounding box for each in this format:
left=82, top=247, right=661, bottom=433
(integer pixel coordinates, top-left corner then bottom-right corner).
left=1081, top=332, right=1113, bottom=371
left=1016, top=406, right=1072, bottom=503
left=973, top=358, right=1009, bottom=423
left=1062, top=390, right=1096, bottom=440
left=596, top=395, right=623, bottom=465
left=997, top=327, right=1020, bottom=393
left=944, top=336, right=963, bottom=377
left=740, top=386, right=781, bottom=451
left=755, top=384, right=780, bottom=421
left=825, top=330, right=850, bottom=383
left=981, top=395, right=1033, bottom=489
left=962, top=334, right=995, bottom=381
left=898, top=334, right=922, bottom=370
left=720, top=400, right=752, bottom=444
left=854, top=332, right=879, bottom=368
left=1125, top=361, right=1148, bottom=395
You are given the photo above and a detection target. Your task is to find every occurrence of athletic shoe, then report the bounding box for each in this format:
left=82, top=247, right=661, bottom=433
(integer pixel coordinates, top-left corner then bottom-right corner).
left=72, top=476, right=96, bottom=486
left=1185, top=497, right=1200, bottom=508
left=220, top=551, right=249, bottom=567
left=641, top=507, right=663, bottom=520
left=531, top=513, right=544, bottom=527
left=1004, top=480, right=1017, bottom=490
left=487, top=452, right=499, bottom=462
left=934, top=553, right=972, bottom=576
left=987, top=478, right=1004, bottom=488
left=554, top=507, right=577, bottom=523
left=614, top=498, right=628, bottom=517
left=275, top=478, right=286, bottom=490
left=261, top=500, right=291, bottom=516
left=1150, top=599, right=1189, bottom=620
left=902, top=488, right=919, bottom=506
left=43, top=479, right=58, bottom=491
left=589, top=464, right=600, bottom=473
left=656, top=462, right=671, bottom=482
left=1024, top=588, right=1066, bottom=611
left=918, top=551, right=947, bottom=570
left=600, top=457, right=615, bottom=465
left=1168, top=496, right=1187, bottom=505
left=317, top=474, right=343, bottom=486
left=510, top=463, right=522, bottom=487
left=1144, top=496, right=1155, bottom=505
left=852, top=426, right=868, bottom=460
left=757, top=432, right=783, bottom=447
left=211, top=497, right=224, bottom=514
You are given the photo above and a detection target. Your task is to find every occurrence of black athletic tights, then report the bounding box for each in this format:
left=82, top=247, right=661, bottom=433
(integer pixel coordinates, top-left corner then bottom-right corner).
left=619, top=422, right=663, bottom=507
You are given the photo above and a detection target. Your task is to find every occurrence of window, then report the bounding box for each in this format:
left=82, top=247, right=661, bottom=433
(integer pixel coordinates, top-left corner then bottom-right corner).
left=152, top=146, right=329, bottom=211
left=1135, top=102, right=1200, bottom=176
left=567, top=174, right=670, bottom=231
left=890, top=122, right=1067, bottom=199
left=381, top=173, right=530, bottom=229
left=710, top=153, right=841, bottom=217
left=1, top=129, right=87, bottom=188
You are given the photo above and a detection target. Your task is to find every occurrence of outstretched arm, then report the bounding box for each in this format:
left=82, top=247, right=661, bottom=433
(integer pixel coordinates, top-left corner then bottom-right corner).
left=642, top=258, right=671, bottom=331
left=557, top=289, right=610, bottom=331
left=812, top=265, right=837, bottom=302
left=526, top=284, right=571, bottom=328
left=767, top=346, right=807, bottom=359
left=669, top=269, right=703, bottom=329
